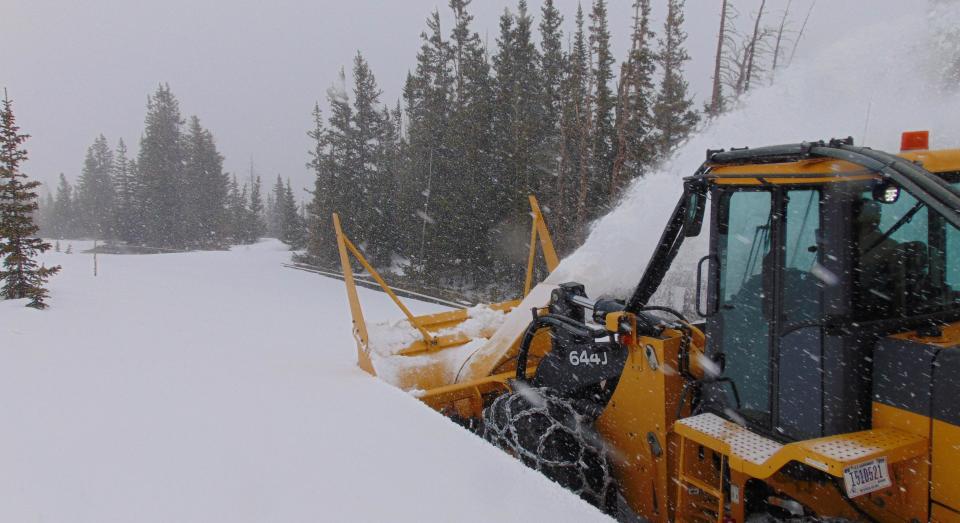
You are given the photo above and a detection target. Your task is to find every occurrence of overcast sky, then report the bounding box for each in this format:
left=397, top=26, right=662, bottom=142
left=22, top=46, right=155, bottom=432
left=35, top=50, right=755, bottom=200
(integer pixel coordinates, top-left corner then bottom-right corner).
left=3, top=0, right=910, bottom=198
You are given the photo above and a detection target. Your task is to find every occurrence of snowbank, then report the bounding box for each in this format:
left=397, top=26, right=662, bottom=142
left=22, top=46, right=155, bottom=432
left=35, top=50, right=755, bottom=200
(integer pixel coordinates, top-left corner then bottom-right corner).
left=0, top=239, right=609, bottom=522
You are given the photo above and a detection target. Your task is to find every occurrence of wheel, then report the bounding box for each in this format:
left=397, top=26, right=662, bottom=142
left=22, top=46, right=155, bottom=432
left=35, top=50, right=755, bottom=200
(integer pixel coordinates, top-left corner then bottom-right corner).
left=482, top=386, right=617, bottom=513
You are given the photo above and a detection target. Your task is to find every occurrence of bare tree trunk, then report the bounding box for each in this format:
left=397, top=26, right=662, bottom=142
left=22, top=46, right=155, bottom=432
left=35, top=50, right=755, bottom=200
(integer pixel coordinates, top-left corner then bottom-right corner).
left=771, top=0, right=792, bottom=74
left=610, top=67, right=630, bottom=197
left=788, top=0, right=816, bottom=67
left=744, top=0, right=766, bottom=92
left=710, top=0, right=728, bottom=116
left=575, top=76, right=596, bottom=232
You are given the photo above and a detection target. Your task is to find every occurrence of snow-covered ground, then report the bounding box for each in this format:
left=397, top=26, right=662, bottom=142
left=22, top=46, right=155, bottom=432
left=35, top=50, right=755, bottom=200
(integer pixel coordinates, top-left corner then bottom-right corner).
left=0, top=240, right=609, bottom=523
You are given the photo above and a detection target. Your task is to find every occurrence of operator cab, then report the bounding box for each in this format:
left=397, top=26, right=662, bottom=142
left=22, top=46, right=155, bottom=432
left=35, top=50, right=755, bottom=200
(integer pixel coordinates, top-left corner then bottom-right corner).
left=694, top=134, right=960, bottom=441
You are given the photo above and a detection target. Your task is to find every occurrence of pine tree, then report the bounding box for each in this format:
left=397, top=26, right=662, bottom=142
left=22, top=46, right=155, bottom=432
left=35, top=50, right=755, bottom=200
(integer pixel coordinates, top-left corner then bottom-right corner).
left=439, top=0, right=496, bottom=278
left=652, top=0, right=700, bottom=160
left=539, top=0, right=565, bottom=221
left=112, top=138, right=139, bottom=243
left=184, top=117, right=230, bottom=248
left=401, top=10, right=454, bottom=274
left=52, top=173, right=77, bottom=239
left=588, top=0, right=616, bottom=204
left=305, top=104, right=334, bottom=262
left=611, top=0, right=656, bottom=193
left=0, top=93, right=60, bottom=309
left=325, top=68, right=355, bottom=236
left=249, top=175, right=265, bottom=241
left=39, top=192, right=55, bottom=237
left=137, top=84, right=185, bottom=248
left=350, top=52, right=389, bottom=264
left=561, top=5, right=594, bottom=241
left=281, top=179, right=305, bottom=248
left=539, top=0, right=565, bottom=138
left=77, top=134, right=115, bottom=239
left=265, top=188, right=278, bottom=238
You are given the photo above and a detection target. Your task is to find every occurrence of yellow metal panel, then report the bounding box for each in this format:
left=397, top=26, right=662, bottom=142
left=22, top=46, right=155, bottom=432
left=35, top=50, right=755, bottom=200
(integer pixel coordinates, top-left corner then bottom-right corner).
left=890, top=320, right=960, bottom=348
left=933, top=419, right=960, bottom=511
left=872, top=402, right=930, bottom=437
left=674, top=413, right=928, bottom=480
left=710, top=158, right=870, bottom=176
left=711, top=174, right=877, bottom=185
left=596, top=335, right=685, bottom=523
left=933, top=503, right=960, bottom=523
left=708, top=148, right=960, bottom=178
left=900, top=148, right=960, bottom=173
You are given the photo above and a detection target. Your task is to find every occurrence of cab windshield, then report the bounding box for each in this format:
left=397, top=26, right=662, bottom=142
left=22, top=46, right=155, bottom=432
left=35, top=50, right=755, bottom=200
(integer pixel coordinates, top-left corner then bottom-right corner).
left=853, top=180, right=960, bottom=320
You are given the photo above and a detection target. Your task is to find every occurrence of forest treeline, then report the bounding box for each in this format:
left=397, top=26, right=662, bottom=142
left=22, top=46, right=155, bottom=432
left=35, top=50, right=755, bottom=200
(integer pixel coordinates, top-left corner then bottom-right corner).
left=36, top=0, right=803, bottom=298
left=301, top=0, right=802, bottom=296
left=38, top=85, right=307, bottom=250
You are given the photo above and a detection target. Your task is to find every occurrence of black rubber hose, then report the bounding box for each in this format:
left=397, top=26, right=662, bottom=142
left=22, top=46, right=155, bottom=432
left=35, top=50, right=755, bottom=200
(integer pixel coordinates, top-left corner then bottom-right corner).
left=638, top=305, right=690, bottom=324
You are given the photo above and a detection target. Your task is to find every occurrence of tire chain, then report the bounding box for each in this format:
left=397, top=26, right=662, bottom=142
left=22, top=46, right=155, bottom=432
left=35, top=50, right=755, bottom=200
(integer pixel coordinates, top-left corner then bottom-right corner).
left=482, top=387, right=617, bottom=512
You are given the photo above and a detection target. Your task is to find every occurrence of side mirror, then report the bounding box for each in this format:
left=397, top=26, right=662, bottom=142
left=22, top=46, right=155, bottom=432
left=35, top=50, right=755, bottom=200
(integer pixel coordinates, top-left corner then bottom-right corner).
left=683, top=188, right=707, bottom=237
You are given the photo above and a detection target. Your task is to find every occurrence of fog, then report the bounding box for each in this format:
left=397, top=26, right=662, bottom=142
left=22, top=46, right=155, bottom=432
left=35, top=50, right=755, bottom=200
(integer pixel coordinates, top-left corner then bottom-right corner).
left=2, top=0, right=908, bottom=198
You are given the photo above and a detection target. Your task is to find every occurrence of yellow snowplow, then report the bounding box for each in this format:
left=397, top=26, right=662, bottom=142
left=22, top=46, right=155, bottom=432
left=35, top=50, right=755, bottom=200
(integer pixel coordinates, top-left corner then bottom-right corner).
left=335, top=133, right=960, bottom=522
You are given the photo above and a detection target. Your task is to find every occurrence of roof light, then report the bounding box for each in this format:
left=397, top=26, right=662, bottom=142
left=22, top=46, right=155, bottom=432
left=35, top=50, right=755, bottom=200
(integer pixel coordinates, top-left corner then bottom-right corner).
left=901, top=130, right=929, bottom=152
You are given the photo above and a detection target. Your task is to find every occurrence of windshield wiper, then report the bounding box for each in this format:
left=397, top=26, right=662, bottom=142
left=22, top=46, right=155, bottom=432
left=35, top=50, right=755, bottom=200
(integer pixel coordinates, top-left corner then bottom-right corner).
left=865, top=201, right=924, bottom=254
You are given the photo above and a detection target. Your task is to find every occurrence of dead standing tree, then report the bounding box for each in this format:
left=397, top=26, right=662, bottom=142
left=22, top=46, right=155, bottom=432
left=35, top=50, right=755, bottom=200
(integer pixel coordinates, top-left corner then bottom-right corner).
left=709, top=0, right=734, bottom=117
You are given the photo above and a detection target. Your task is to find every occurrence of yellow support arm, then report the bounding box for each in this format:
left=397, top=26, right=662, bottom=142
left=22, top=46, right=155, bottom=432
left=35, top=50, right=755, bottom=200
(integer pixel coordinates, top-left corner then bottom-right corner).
left=523, top=195, right=560, bottom=297
left=333, top=213, right=436, bottom=375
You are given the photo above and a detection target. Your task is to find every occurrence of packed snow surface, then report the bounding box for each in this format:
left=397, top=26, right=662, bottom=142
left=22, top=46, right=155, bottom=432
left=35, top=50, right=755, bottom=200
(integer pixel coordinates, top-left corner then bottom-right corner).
left=0, top=240, right=609, bottom=522
left=550, top=5, right=960, bottom=299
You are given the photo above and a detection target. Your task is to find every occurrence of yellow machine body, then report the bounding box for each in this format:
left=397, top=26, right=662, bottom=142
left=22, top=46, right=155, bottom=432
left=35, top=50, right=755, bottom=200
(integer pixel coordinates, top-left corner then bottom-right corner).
left=334, top=145, right=960, bottom=522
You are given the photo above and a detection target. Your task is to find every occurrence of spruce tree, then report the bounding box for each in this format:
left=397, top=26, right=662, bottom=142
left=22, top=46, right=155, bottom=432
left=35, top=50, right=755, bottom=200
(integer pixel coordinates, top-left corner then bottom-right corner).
left=440, top=0, right=496, bottom=278
left=350, top=52, right=389, bottom=264
left=401, top=10, right=454, bottom=274
left=182, top=116, right=230, bottom=248
left=539, top=0, right=565, bottom=136
left=249, top=175, right=265, bottom=241
left=652, top=0, right=700, bottom=160
left=52, top=173, right=77, bottom=239
left=281, top=179, right=304, bottom=248
left=304, top=104, right=334, bottom=262
left=588, top=0, right=616, bottom=204
left=77, top=134, right=115, bottom=239
left=559, top=5, right=593, bottom=244
left=539, top=0, right=565, bottom=222
left=137, top=83, right=185, bottom=248
left=325, top=69, right=355, bottom=237
left=611, top=0, right=656, bottom=193
left=491, top=1, right=548, bottom=255
left=112, top=138, right=139, bottom=243
left=0, top=93, right=60, bottom=309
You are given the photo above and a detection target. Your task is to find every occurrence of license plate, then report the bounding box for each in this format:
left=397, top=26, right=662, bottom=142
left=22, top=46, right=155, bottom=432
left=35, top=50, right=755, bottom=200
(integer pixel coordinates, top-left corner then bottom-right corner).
left=843, top=457, right=892, bottom=498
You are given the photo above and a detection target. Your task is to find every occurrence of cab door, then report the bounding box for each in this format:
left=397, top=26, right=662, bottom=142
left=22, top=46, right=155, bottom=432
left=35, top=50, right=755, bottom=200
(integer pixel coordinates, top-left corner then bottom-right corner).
left=705, top=185, right=825, bottom=439
left=707, top=188, right=776, bottom=429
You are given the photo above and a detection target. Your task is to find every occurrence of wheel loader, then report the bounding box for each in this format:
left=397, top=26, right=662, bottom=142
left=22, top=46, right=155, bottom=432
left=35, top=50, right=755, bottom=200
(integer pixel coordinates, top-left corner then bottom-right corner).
left=333, top=132, right=960, bottom=522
